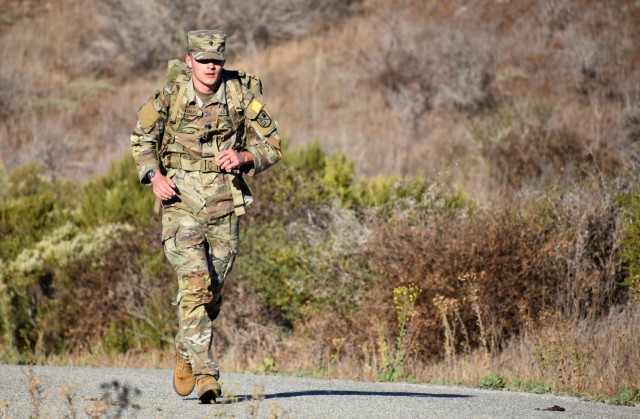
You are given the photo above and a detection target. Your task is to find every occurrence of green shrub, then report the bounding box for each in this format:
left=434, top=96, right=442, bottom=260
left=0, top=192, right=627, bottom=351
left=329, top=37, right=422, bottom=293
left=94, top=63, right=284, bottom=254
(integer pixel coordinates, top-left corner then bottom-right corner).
left=323, top=152, right=355, bottom=206
left=620, top=187, right=640, bottom=302
left=284, top=141, right=326, bottom=173
left=245, top=142, right=332, bottom=223
left=479, top=373, right=507, bottom=390
left=0, top=164, right=74, bottom=261
left=610, top=386, right=640, bottom=406
left=248, top=142, right=470, bottom=228
left=510, top=378, right=555, bottom=394
left=77, top=154, right=155, bottom=227
left=0, top=191, right=56, bottom=261
left=103, top=323, right=131, bottom=355
left=238, top=221, right=314, bottom=324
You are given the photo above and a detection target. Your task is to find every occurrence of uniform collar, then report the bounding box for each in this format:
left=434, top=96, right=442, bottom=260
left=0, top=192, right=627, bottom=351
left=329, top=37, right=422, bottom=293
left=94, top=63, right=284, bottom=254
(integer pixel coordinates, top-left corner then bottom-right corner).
left=186, top=78, right=226, bottom=106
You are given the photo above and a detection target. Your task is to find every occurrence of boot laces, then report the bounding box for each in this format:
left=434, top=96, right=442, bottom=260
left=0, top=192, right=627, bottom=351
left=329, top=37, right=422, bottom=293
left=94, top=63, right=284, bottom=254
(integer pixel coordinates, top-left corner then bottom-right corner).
left=177, top=358, right=191, bottom=373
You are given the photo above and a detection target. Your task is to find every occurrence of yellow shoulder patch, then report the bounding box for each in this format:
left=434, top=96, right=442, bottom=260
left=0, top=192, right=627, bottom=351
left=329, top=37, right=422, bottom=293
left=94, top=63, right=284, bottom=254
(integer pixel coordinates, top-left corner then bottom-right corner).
left=246, top=98, right=264, bottom=120
left=138, top=100, right=161, bottom=130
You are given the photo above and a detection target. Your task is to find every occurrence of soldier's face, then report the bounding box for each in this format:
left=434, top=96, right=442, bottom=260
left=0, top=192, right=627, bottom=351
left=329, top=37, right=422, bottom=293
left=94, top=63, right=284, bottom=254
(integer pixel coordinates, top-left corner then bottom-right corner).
left=186, top=54, right=225, bottom=93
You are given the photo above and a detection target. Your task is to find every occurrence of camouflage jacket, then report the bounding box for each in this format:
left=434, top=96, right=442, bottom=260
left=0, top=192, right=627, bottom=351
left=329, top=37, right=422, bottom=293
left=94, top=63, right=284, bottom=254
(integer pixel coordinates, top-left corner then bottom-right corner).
left=130, top=71, right=282, bottom=219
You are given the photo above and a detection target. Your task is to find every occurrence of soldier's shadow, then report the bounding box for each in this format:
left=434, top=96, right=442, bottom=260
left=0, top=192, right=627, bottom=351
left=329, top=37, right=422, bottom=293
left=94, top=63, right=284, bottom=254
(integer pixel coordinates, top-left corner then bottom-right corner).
left=216, top=390, right=473, bottom=404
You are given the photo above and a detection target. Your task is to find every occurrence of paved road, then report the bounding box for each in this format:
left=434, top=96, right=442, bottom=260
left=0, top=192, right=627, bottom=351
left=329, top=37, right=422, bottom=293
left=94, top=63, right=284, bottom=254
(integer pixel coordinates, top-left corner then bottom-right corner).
left=0, top=365, right=637, bottom=418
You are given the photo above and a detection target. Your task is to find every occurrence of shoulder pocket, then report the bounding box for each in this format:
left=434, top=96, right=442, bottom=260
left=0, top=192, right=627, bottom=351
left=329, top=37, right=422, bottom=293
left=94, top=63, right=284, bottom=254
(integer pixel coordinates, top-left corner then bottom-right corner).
left=138, top=99, right=161, bottom=131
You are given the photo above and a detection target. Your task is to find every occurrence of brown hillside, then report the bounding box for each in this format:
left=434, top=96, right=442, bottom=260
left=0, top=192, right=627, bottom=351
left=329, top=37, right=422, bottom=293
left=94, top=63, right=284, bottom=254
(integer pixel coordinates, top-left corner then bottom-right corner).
left=1, top=0, right=639, bottom=199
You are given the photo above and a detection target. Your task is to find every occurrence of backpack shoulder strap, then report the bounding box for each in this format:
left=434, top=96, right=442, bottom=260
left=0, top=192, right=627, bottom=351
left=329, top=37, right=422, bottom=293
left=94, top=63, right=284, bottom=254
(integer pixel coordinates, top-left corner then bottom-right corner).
left=169, top=75, right=189, bottom=126
left=222, top=71, right=244, bottom=132
left=165, top=59, right=191, bottom=127
left=222, top=71, right=242, bottom=103
left=227, top=77, right=244, bottom=113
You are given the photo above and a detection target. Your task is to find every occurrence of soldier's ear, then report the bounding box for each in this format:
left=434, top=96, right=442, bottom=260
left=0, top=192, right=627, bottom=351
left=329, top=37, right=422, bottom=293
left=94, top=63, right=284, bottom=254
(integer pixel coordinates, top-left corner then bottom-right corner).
left=185, top=54, right=193, bottom=69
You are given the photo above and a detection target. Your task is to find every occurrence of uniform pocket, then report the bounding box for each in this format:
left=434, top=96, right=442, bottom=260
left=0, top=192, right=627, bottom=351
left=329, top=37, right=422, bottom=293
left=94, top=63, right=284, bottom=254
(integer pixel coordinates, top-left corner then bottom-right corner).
left=170, top=170, right=207, bottom=214
left=162, top=220, right=179, bottom=248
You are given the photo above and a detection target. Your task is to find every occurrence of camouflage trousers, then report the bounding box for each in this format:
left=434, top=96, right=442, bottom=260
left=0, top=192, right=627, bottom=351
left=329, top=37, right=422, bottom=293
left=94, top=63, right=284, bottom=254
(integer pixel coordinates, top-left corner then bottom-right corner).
left=162, top=206, right=239, bottom=380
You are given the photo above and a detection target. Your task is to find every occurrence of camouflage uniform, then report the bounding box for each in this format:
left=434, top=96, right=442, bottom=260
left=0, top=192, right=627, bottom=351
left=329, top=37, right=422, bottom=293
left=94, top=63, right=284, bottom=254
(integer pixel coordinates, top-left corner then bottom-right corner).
left=130, top=30, right=281, bottom=382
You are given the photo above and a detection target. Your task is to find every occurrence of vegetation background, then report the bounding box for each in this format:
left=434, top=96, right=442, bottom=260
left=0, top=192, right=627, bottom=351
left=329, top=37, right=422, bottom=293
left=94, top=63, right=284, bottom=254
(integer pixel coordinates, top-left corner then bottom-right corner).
left=1, top=0, right=640, bottom=405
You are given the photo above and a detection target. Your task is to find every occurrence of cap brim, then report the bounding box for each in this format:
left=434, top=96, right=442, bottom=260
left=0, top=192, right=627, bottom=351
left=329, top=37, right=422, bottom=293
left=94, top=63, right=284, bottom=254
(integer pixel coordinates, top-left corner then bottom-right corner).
left=192, top=51, right=225, bottom=60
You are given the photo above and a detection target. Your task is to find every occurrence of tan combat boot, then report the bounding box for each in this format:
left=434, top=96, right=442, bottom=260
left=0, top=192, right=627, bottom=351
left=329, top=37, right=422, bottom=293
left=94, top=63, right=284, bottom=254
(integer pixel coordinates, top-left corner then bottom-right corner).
left=173, top=356, right=195, bottom=396
left=197, top=376, right=222, bottom=404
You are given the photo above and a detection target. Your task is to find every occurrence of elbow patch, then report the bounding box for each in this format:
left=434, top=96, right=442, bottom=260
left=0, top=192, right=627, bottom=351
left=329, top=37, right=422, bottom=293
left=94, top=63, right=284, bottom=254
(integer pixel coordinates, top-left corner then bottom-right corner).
left=246, top=98, right=276, bottom=137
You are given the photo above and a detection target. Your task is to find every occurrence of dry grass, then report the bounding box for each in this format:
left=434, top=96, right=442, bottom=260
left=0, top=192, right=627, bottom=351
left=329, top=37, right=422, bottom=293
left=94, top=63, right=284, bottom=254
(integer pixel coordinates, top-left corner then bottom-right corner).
left=245, top=0, right=640, bottom=200
left=415, top=304, right=640, bottom=396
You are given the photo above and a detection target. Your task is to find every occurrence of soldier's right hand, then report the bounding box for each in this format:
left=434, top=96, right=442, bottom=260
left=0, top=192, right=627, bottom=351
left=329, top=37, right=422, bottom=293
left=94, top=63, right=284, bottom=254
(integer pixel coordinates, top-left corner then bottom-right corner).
left=150, top=172, right=177, bottom=200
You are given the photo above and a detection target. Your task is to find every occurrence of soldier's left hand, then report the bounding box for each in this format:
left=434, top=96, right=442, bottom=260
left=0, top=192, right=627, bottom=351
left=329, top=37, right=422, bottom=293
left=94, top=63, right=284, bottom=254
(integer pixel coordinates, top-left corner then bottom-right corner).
left=217, top=149, right=250, bottom=170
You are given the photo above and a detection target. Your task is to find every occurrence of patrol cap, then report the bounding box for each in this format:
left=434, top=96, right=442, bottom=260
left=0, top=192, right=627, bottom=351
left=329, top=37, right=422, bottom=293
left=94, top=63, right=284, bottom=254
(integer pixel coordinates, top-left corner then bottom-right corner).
left=188, top=30, right=226, bottom=60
